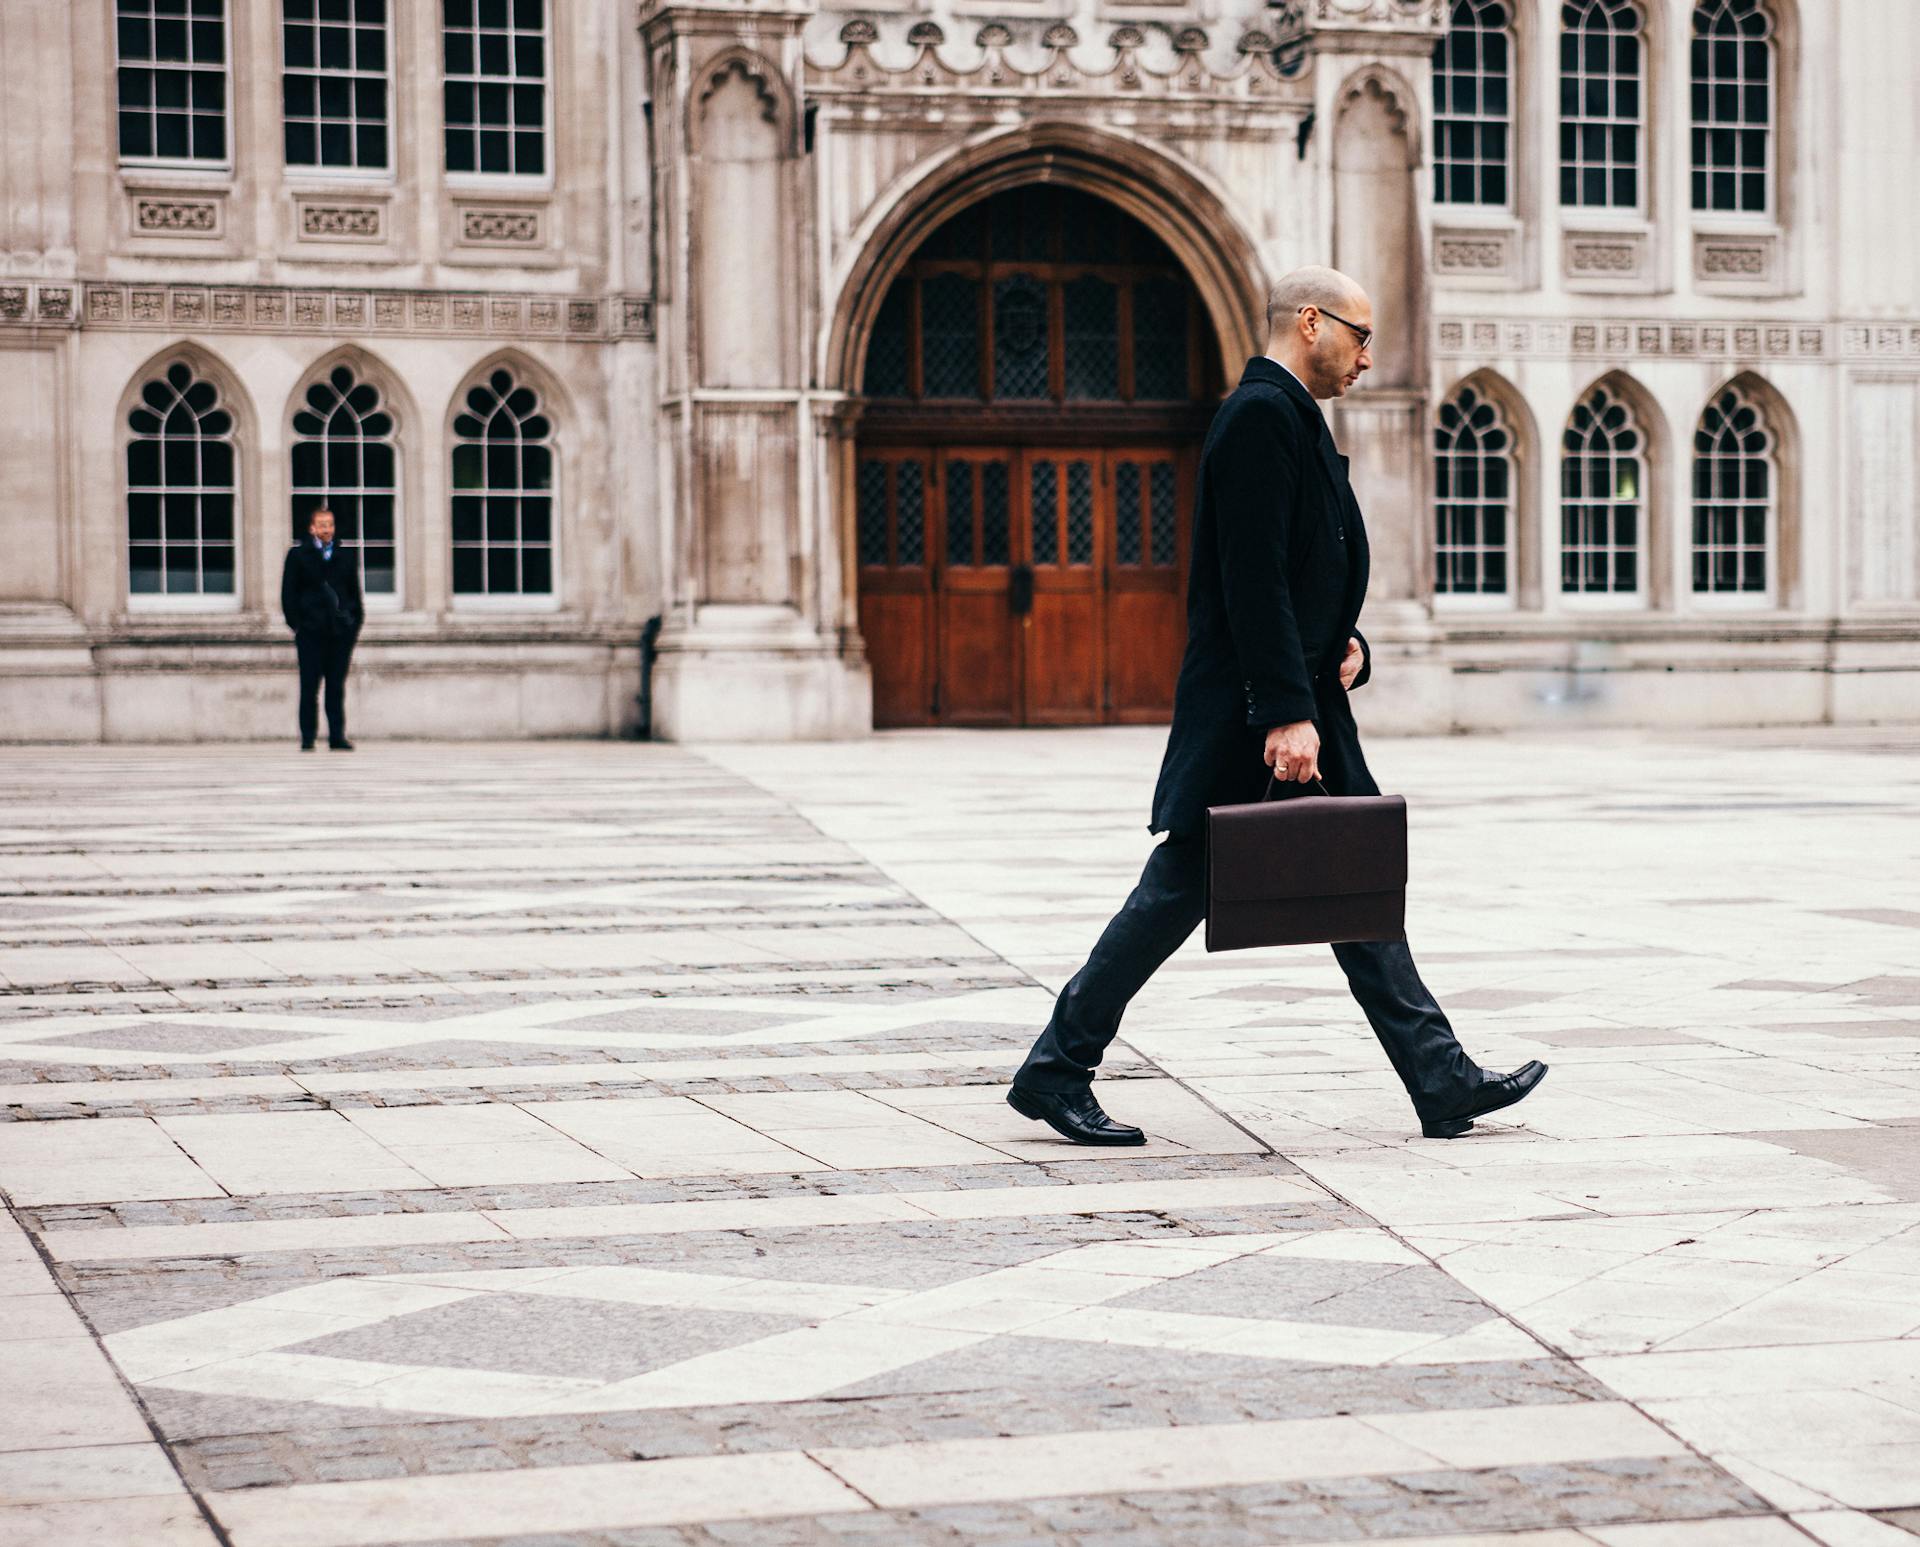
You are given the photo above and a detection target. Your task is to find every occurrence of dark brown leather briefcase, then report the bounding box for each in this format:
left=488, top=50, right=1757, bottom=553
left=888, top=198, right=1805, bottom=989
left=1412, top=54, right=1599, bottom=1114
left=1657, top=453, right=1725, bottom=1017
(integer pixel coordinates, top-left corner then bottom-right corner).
left=1204, top=778, right=1408, bottom=952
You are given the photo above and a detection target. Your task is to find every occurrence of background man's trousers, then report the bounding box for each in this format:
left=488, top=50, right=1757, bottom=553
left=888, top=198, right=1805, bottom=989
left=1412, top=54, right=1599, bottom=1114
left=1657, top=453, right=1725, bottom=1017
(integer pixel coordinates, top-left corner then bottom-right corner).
left=1014, top=832, right=1482, bottom=1121
left=295, top=630, right=355, bottom=746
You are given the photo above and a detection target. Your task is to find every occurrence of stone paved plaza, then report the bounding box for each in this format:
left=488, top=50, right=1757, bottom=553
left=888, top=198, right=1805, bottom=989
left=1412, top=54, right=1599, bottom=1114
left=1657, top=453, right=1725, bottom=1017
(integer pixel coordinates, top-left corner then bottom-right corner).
left=3, top=727, right=1920, bottom=1547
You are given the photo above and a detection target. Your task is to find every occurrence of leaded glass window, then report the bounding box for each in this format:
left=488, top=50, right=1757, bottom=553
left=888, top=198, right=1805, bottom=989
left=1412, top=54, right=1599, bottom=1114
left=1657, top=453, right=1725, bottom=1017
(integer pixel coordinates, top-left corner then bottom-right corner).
left=856, top=187, right=1210, bottom=409
left=283, top=0, right=389, bottom=169
left=1114, top=461, right=1142, bottom=566
left=1692, top=387, right=1772, bottom=595
left=116, top=0, right=228, bottom=163
left=1434, top=0, right=1513, bottom=207
left=946, top=462, right=974, bottom=567
left=980, top=462, right=1011, bottom=565
left=920, top=274, right=979, bottom=399
left=451, top=369, right=553, bottom=596
left=1560, top=0, right=1644, bottom=210
left=443, top=0, right=546, bottom=176
left=1434, top=387, right=1513, bottom=597
left=865, top=280, right=910, bottom=399
left=1063, top=276, right=1119, bottom=401
left=855, top=456, right=927, bottom=570
left=993, top=275, right=1050, bottom=400
left=1133, top=279, right=1190, bottom=402
left=1065, top=460, right=1095, bottom=565
left=1031, top=461, right=1059, bottom=565
left=1149, top=463, right=1178, bottom=566
left=1691, top=0, right=1773, bottom=213
left=1561, top=385, right=1644, bottom=596
left=292, top=366, right=397, bottom=595
left=126, top=363, right=236, bottom=596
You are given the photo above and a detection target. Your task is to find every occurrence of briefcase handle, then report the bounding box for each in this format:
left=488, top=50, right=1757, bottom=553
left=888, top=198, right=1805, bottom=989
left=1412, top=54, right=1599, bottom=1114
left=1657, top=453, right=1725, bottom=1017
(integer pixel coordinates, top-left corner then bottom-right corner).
left=1263, top=775, right=1333, bottom=800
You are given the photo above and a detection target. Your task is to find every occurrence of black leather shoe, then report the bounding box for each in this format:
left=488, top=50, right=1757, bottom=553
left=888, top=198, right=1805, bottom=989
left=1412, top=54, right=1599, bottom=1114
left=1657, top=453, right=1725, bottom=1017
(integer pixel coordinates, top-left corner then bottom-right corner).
left=300, top=740, right=315, bottom=752
left=1420, top=1060, right=1548, bottom=1138
left=329, top=739, right=355, bottom=751
left=1007, top=1084, right=1146, bottom=1147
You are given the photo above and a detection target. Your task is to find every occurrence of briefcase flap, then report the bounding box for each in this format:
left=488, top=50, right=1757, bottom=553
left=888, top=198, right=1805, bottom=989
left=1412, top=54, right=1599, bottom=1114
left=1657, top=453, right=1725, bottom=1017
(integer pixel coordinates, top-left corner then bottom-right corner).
left=1206, top=794, right=1407, bottom=903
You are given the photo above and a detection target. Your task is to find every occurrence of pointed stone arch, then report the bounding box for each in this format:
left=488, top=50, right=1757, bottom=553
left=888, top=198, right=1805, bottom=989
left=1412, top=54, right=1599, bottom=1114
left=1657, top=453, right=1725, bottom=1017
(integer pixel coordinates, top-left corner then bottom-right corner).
left=1435, top=368, right=1544, bottom=608
left=1561, top=370, right=1672, bottom=607
left=1695, top=369, right=1801, bottom=608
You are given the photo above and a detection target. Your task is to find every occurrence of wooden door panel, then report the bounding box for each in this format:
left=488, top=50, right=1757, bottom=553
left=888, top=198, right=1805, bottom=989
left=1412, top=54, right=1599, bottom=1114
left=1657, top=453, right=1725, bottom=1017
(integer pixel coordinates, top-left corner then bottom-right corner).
left=855, top=451, right=936, bottom=727
left=1022, top=449, right=1103, bottom=724
left=936, top=449, right=1017, bottom=725
left=1105, top=447, right=1188, bottom=722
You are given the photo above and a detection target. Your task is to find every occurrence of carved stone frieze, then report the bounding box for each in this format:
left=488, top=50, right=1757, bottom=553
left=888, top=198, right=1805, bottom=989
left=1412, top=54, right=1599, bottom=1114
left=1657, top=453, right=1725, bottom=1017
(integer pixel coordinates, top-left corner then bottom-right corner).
left=1433, top=226, right=1517, bottom=281
left=460, top=207, right=543, bottom=244
left=299, top=203, right=383, bottom=241
left=38, top=282, right=654, bottom=342
left=133, top=196, right=222, bottom=237
left=1435, top=315, right=1868, bottom=360
left=1695, top=231, right=1778, bottom=286
left=809, top=18, right=1305, bottom=101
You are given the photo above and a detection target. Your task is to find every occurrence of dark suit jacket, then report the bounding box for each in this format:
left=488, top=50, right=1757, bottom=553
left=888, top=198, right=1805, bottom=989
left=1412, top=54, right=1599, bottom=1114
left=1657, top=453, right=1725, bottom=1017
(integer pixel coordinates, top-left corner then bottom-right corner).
left=280, top=541, right=364, bottom=638
left=1149, top=357, right=1377, bottom=838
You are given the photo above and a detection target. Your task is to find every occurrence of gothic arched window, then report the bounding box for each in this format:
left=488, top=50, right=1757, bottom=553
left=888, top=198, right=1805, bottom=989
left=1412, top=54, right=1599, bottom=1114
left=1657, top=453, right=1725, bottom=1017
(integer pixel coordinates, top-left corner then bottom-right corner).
left=1691, top=0, right=1774, bottom=213
left=1433, top=0, right=1513, bottom=207
left=291, top=366, right=397, bottom=595
left=1561, top=385, right=1646, bottom=597
left=1434, top=386, right=1514, bottom=597
left=1692, top=387, right=1774, bottom=597
left=126, top=362, right=236, bottom=596
left=1560, top=0, right=1645, bottom=210
left=450, top=369, right=554, bottom=597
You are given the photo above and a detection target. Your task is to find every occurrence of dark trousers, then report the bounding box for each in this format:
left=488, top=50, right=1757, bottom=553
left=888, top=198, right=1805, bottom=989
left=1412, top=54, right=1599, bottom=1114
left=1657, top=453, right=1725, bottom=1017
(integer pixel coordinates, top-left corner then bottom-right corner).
left=295, top=630, right=355, bottom=746
left=1014, top=833, right=1484, bottom=1121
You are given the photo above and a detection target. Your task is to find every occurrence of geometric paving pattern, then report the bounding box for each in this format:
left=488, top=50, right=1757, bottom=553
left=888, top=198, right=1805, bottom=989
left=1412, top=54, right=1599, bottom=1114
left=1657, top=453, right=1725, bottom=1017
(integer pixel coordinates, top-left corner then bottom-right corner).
left=3, top=732, right=1920, bottom=1547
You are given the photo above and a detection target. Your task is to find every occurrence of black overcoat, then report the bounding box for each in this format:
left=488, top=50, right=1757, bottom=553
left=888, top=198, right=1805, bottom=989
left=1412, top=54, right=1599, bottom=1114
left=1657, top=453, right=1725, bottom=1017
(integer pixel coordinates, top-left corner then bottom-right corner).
left=1149, top=357, right=1377, bottom=838
left=280, top=541, right=364, bottom=638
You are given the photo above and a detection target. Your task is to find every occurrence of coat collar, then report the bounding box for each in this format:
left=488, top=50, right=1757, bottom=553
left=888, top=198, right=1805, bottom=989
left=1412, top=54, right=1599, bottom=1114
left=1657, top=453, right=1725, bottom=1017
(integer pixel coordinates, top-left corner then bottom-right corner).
left=1238, top=355, right=1319, bottom=415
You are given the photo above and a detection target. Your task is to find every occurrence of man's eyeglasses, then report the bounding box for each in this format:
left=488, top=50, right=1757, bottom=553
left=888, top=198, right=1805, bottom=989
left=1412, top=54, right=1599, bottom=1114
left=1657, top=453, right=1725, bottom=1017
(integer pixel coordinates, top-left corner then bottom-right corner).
left=1300, top=305, right=1373, bottom=351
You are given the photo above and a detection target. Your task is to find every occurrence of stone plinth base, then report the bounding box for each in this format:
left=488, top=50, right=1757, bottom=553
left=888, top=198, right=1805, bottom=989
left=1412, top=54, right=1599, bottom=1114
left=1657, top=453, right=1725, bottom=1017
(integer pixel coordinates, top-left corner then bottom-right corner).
left=648, top=606, right=872, bottom=742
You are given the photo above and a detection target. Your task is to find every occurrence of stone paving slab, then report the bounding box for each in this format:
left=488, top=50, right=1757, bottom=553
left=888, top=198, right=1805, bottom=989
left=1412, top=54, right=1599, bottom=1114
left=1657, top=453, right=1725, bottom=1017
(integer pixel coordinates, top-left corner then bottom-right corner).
left=3, top=734, right=1919, bottom=1544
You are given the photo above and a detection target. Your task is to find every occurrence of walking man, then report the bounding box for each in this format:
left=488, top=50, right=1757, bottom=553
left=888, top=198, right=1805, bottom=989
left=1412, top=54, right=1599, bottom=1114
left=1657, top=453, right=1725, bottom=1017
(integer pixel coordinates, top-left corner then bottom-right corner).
left=281, top=505, right=362, bottom=751
left=1008, top=267, right=1546, bottom=1145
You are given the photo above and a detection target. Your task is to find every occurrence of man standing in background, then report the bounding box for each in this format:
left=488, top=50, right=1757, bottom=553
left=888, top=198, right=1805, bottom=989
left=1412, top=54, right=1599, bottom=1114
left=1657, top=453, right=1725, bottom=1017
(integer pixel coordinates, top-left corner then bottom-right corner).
left=281, top=505, right=362, bottom=752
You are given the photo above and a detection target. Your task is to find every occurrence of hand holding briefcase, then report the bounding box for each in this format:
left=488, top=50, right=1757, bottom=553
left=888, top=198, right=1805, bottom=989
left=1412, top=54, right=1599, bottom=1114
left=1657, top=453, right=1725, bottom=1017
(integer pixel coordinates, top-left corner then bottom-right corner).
left=1204, top=776, right=1407, bottom=952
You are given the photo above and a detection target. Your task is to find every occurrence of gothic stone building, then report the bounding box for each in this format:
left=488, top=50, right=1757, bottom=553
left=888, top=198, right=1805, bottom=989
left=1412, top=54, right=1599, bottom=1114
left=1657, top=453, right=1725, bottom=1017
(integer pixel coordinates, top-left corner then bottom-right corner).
left=1, top=0, right=1916, bottom=741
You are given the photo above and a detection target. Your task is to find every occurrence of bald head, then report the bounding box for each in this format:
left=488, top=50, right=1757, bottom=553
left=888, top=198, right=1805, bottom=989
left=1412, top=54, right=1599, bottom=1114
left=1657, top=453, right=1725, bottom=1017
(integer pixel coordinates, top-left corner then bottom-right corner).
left=1265, top=266, right=1367, bottom=335
left=1264, top=265, right=1374, bottom=400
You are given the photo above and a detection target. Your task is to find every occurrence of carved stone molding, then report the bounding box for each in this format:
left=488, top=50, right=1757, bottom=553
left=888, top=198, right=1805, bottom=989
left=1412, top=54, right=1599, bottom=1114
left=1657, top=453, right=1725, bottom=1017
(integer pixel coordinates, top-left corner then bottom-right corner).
left=1433, top=226, right=1518, bottom=282
left=1433, top=315, right=1887, bottom=361
left=132, top=195, right=223, bottom=239
left=458, top=206, right=543, bottom=246
left=1695, top=230, right=1779, bottom=288
left=0, top=282, right=81, bottom=329
left=55, top=282, right=656, bottom=342
left=807, top=19, right=1305, bottom=101
left=1563, top=227, right=1650, bottom=288
left=297, top=201, right=383, bottom=242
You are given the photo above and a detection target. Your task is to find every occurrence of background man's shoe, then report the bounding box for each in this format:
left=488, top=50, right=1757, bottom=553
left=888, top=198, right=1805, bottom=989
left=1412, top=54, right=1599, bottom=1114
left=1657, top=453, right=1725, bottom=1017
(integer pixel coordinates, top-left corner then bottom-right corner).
left=1007, top=1084, right=1146, bottom=1146
left=300, top=741, right=315, bottom=752
left=329, top=739, right=355, bottom=751
left=1420, top=1060, right=1548, bottom=1138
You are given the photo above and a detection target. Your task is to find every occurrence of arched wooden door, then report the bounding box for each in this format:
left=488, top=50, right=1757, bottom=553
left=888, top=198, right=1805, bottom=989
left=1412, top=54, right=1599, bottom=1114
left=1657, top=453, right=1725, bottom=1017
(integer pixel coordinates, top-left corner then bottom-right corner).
left=854, top=186, right=1221, bottom=728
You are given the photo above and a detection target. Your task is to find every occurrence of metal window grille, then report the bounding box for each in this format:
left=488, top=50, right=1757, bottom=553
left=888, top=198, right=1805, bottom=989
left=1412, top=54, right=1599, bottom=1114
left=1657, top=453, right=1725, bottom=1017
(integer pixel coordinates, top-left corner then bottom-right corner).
left=1691, top=0, right=1773, bottom=213
left=291, top=366, right=398, bottom=595
left=126, top=362, right=237, bottom=595
left=1434, top=387, right=1513, bottom=596
left=946, top=461, right=974, bottom=567
left=442, top=0, right=546, bottom=176
left=1434, top=0, right=1513, bottom=207
left=1114, top=461, right=1143, bottom=566
left=896, top=461, right=925, bottom=566
left=1132, top=279, right=1189, bottom=401
left=1559, top=0, right=1644, bottom=209
left=1062, top=276, right=1120, bottom=401
left=1691, top=387, right=1772, bottom=594
left=1149, top=462, right=1178, bottom=567
left=919, top=274, right=980, bottom=399
left=992, top=275, right=1050, bottom=400
left=980, top=461, right=1011, bottom=565
left=864, top=280, right=911, bottom=398
left=1065, top=460, right=1095, bottom=565
left=1030, top=461, right=1059, bottom=566
left=450, top=369, right=554, bottom=595
left=855, top=459, right=888, bottom=566
left=1560, top=386, right=1644, bottom=594
left=283, top=0, right=390, bottom=170
left=116, top=0, right=228, bottom=163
